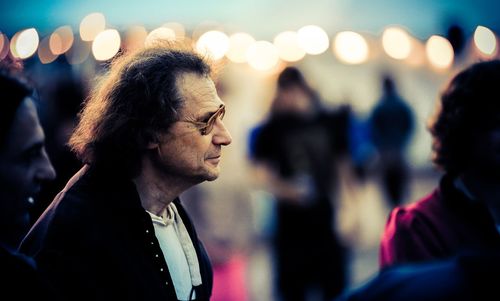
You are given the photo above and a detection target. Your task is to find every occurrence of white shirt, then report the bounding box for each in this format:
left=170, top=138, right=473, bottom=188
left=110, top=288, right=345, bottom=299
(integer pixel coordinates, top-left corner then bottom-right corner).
left=147, top=207, right=196, bottom=300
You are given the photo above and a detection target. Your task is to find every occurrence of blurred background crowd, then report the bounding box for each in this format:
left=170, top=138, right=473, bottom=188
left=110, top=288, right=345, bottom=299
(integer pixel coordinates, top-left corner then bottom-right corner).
left=1, top=0, right=499, bottom=300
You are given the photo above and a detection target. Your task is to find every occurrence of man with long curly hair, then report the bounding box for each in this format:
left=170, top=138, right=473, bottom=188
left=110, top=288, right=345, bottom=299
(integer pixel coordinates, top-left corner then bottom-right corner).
left=20, top=44, right=232, bottom=301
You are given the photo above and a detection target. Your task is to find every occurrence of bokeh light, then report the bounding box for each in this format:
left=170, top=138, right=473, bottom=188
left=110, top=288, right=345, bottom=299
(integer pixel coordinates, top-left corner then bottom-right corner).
left=195, top=30, right=229, bottom=60
left=426, top=35, right=454, bottom=69
left=0, top=33, right=9, bottom=60
left=124, top=26, right=148, bottom=51
left=274, top=31, right=306, bottom=62
left=38, top=36, right=58, bottom=64
left=246, top=41, right=280, bottom=71
left=333, top=31, right=369, bottom=64
left=9, top=31, right=21, bottom=58
left=226, top=32, right=255, bottom=63
left=92, top=29, right=121, bottom=61
left=297, top=25, right=329, bottom=55
left=80, top=12, right=106, bottom=41
left=382, top=27, right=412, bottom=60
left=0, top=34, right=4, bottom=55
left=50, top=26, right=74, bottom=55
left=474, top=25, right=497, bottom=57
left=14, top=28, right=39, bottom=59
left=145, top=27, right=176, bottom=47
left=405, top=37, right=426, bottom=67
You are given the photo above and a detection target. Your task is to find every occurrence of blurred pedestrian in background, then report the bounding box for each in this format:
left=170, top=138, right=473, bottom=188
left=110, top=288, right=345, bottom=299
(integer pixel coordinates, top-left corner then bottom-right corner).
left=368, top=74, right=414, bottom=208
left=250, top=66, right=349, bottom=301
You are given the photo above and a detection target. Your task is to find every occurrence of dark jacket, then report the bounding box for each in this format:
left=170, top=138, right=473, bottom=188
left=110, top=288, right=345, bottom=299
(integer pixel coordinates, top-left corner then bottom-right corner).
left=338, top=251, right=500, bottom=301
left=20, top=165, right=213, bottom=301
left=0, top=245, right=57, bottom=300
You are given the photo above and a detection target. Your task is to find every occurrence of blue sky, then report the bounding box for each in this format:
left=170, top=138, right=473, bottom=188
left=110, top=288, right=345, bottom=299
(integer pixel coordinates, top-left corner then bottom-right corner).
left=1, top=0, right=499, bottom=39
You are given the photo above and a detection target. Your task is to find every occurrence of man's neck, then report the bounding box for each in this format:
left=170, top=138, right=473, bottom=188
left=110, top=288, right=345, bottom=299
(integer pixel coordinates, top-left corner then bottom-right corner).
left=133, top=160, right=191, bottom=216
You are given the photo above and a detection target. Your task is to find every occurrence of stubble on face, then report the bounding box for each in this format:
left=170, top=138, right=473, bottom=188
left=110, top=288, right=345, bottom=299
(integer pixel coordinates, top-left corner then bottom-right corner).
left=151, top=73, right=225, bottom=185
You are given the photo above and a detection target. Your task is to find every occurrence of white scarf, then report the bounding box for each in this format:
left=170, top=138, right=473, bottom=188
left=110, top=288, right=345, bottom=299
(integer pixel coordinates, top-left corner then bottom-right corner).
left=166, top=202, right=202, bottom=287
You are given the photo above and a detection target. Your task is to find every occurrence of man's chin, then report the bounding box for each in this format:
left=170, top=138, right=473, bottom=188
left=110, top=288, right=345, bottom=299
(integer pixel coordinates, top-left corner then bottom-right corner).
left=205, top=169, right=220, bottom=182
left=205, top=174, right=219, bottom=182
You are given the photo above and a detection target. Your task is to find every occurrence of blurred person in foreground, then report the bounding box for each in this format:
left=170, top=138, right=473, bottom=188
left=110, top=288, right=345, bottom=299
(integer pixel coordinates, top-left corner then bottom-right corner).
left=379, top=60, right=500, bottom=268
left=338, top=59, right=500, bottom=301
left=0, top=68, right=57, bottom=299
left=368, top=74, right=414, bottom=208
left=20, top=44, right=232, bottom=300
left=337, top=251, right=499, bottom=301
left=250, top=66, right=349, bottom=301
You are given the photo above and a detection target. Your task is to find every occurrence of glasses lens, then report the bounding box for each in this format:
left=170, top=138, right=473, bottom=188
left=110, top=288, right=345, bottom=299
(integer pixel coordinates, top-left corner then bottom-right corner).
left=203, top=105, right=225, bottom=135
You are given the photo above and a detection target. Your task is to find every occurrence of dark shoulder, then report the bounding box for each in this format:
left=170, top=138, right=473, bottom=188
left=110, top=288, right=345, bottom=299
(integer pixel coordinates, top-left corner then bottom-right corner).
left=20, top=167, right=107, bottom=255
left=48, top=166, right=102, bottom=223
left=0, top=245, right=36, bottom=275
left=339, top=258, right=466, bottom=301
left=0, top=246, right=48, bottom=299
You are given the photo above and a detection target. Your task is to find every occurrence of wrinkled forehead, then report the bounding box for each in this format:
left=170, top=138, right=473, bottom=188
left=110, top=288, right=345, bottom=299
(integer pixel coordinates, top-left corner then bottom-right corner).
left=176, top=72, right=215, bottom=96
left=175, top=72, right=222, bottom=112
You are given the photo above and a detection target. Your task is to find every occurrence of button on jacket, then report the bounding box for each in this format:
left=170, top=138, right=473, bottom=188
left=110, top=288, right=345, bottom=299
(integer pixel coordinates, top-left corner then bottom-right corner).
left=20, top=165, right=213, bottom=301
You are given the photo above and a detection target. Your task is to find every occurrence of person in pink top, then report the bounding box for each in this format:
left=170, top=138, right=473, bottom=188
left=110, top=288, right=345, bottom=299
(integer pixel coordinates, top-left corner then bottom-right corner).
left=379, top=60, right=500, bottom=269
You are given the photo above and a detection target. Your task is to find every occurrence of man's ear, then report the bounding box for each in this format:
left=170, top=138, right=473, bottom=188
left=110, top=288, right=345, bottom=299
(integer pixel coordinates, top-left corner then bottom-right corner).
left=146, top=142, right=159, bottom=150
left=145, top=132, right=161, bottom=150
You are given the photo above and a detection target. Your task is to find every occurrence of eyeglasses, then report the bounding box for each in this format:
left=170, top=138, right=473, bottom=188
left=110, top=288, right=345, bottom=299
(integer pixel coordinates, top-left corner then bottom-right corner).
left=179, top=104, right=226, bottom=135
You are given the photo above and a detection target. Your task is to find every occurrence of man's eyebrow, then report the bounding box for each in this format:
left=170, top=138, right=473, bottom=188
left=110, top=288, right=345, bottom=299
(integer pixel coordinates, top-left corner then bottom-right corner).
left=21, top=141, right=44, bottom=154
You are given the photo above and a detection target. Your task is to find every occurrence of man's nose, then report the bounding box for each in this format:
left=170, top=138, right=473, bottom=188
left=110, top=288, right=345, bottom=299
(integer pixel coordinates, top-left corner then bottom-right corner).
left=36, top=148, right=56, bottom=181
left=213, top=119, right=232, bottom=146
